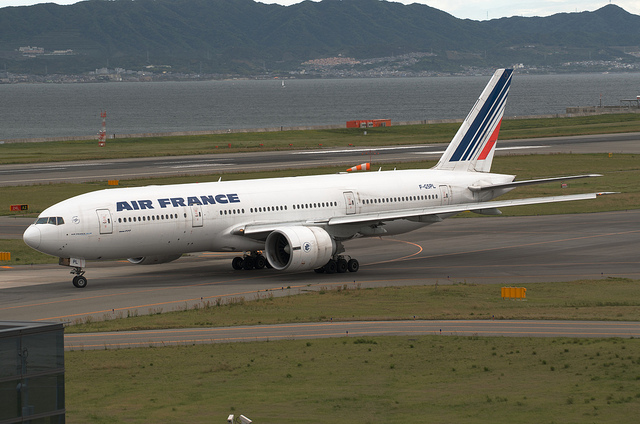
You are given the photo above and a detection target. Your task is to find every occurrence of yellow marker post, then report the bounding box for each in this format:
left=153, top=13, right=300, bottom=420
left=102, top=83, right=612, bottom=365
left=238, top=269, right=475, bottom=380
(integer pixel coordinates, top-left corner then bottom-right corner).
left=502, top=287, right=527, bottom=300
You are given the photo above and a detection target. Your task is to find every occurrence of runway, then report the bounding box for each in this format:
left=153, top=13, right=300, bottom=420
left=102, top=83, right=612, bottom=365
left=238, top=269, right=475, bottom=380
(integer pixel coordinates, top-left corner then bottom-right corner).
left=1, top=210, right=638, bottom=324
left=1, top=132, right=639, bottom=186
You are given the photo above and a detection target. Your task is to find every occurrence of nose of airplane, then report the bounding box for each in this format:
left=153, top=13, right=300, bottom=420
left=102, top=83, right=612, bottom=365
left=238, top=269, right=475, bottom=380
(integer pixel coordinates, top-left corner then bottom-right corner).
left=23, top=225, right=41, bottom=249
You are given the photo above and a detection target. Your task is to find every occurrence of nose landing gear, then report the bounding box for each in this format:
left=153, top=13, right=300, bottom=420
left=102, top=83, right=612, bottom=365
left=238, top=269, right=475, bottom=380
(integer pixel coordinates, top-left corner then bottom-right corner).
left=71, top=267, right=87, bottom=288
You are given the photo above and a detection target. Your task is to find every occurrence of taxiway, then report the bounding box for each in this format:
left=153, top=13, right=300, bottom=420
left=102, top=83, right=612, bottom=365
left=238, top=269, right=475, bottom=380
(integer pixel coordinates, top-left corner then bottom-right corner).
left=1, top=210, right=638, bottom=323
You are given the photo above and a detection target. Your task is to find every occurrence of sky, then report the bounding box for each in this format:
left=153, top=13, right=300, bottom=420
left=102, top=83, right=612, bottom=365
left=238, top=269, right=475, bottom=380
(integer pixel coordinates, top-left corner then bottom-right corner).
left=1, top=1, right=638, bottom=22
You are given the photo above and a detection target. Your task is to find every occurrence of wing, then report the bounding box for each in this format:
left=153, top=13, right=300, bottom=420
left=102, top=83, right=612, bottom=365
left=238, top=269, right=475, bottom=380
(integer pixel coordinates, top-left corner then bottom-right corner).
left=327, top=192, right=614, bottom=226
left=233, top=192, right=615, bottom=239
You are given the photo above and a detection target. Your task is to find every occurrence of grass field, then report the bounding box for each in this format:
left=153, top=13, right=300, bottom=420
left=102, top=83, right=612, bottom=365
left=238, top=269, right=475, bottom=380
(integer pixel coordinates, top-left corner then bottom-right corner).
left=64, top=280, right=640, bottom=423
left=66, top=335, right=640, bottom=423
left=68, top=279, right=640, bottom=333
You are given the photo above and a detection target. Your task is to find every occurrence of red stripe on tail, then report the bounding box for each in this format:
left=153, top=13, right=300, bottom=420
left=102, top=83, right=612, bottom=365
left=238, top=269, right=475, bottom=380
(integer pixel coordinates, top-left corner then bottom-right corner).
left=478, top=120, right=502, bottom=160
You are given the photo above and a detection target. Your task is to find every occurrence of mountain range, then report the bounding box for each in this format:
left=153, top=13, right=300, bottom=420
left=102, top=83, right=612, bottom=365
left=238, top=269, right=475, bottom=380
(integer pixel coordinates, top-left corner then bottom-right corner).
left=1, top=0, right=639, bottom=75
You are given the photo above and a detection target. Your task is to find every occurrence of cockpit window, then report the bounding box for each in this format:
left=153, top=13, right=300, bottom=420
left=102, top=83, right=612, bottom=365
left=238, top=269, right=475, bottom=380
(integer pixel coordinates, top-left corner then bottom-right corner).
left=35, top=217, right=65, bottom=226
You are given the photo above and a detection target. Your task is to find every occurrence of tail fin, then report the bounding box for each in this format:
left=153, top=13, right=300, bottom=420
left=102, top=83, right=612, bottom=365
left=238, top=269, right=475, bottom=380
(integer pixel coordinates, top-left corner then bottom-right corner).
left=434, top=68, right=513, bottom=173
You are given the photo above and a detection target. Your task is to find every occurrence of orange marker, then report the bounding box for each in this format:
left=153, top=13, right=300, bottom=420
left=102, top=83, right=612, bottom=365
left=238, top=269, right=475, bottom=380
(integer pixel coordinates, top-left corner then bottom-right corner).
left=346, top=163, right=370, bottom=172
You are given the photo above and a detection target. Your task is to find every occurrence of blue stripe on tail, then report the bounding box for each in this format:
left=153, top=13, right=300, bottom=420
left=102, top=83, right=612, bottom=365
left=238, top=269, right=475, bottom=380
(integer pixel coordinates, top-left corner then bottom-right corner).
left=450, top=70, right=512, bottom=162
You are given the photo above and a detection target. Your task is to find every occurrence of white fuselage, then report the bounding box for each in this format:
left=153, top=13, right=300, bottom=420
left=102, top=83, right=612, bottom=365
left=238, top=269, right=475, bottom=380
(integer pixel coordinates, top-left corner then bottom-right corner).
left=24, top=169, right=514, bottom=261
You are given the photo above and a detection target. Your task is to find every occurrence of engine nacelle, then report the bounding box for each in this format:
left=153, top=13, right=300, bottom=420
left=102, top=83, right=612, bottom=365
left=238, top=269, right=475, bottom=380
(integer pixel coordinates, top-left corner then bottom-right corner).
left=265, top=226, right=335, bottom=271
left=127, top=254, right=182, bottom=265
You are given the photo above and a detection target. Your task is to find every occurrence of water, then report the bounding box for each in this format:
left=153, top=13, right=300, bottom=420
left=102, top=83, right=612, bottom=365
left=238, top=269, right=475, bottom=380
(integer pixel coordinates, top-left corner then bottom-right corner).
left=1, top=73, right=639, bottom=140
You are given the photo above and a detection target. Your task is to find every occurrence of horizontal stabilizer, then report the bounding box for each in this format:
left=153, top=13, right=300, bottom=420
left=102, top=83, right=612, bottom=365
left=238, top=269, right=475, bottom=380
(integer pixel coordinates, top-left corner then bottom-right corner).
left=468, top=174, right=603, bottom=192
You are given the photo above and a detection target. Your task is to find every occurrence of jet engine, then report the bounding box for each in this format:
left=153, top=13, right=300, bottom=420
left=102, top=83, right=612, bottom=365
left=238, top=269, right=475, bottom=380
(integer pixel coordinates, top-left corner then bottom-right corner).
left=127, top=254, right=182, bottom=265
left=265, top=226, right=335, bottom=271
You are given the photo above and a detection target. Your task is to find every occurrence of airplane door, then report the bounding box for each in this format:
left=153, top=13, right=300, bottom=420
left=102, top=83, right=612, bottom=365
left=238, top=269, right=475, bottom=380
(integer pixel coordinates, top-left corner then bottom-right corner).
left=439, top=185, right=451, bottom=205
left=343, top=191, right=356, bottom=215
left=96, top=209, right=113, bottom=234
left=191, top=205, right=203, bottom=227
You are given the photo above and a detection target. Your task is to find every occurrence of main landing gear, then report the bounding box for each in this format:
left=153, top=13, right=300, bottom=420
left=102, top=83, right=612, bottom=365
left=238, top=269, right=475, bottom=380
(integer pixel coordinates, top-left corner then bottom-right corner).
left=231, top=251, right=270, bottom=271
left=71, top=267, right=88, bottom=288
left=230, top=251, right=360, bottom=274
left=314, top=255, right=359, bottom=274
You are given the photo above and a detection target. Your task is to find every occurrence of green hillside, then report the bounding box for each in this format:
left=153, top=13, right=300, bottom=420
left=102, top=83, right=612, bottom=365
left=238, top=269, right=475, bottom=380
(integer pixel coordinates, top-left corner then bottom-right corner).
left=0, top=0, right=639, bottom=75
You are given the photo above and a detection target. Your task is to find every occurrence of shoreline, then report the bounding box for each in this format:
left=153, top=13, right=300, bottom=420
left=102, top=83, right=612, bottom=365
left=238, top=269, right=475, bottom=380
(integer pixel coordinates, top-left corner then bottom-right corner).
left=3, top=109, right=640, bottom=144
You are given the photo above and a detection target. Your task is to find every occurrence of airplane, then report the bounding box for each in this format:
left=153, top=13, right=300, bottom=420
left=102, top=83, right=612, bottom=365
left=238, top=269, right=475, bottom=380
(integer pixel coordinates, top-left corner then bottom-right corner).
left=23, top=68, right=610, bottom=288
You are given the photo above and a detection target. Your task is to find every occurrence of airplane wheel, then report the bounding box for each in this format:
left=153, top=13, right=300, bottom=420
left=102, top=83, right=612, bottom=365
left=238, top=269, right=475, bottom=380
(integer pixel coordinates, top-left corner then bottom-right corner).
left=314, top=267, right=325, bottom=274
left=347, top=259, right=360, bottom=273
left=324, top=259, right=337, bottom=274
left=232, top=256, right=243, bottom=270
left=72, top=275, right=88, bottom=288
left=336, top=258, right=348, bottom=273
left=254, top=255, right=266, bottom=270
left=242, top=256, right=254, bottom=270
